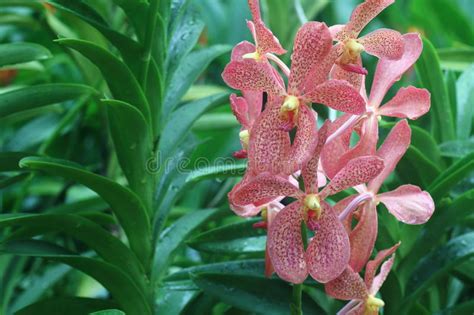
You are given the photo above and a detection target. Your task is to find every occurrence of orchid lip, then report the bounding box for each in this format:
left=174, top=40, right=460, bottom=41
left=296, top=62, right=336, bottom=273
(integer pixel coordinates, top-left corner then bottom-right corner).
left=281, top=95, right=299, bottom=112
left=366, top=295, right=385, bottom=312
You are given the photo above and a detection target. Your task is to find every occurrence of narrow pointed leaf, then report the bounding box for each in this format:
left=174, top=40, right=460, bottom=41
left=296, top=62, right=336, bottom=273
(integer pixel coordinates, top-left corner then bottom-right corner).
left=15, top=297, right=118, bottom=315
left=18, top=157, right=151, bottom=265
left=0, top=42, right=51, bottom=67
left=0, top=84, right=96, bottom=118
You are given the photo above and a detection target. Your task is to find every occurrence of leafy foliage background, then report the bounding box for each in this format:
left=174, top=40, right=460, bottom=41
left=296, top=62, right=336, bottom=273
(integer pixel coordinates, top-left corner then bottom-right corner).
left=0, top=0, right=473, bottom=314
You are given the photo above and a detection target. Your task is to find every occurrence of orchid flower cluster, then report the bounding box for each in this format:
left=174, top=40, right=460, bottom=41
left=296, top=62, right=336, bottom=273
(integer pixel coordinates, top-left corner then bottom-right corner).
left=221, top=0, right=435, bottom=313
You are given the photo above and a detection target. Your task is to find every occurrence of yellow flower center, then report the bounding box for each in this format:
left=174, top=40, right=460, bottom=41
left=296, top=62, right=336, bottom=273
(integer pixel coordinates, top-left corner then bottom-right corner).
left=280, top=95, right=299, bottom=112
left=239, top=129, right=250, bottom=149
left=304, top=194, right=321, bottom=219
left=365, top=295, right=385, bottom=314
left=340, top=39, right=365, bottom=64
left=242, top=51, right=263, bottom=61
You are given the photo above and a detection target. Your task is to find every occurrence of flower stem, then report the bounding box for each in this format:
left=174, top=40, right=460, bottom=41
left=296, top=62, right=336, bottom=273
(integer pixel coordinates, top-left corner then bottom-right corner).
left=291, top=283, right=303, bottom=315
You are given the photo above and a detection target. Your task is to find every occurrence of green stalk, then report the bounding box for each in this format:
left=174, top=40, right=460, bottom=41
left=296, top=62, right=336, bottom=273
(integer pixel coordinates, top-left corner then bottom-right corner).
left=291, top=284, right=303, bottom=315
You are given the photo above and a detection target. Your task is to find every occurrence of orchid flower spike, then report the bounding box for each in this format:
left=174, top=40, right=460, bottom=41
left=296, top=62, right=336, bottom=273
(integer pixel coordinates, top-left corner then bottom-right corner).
left=325, top=242, right=400, bottom=315
left=330, top=0, right=405, bottom=89
left=230, top=124, right=385, bottom=283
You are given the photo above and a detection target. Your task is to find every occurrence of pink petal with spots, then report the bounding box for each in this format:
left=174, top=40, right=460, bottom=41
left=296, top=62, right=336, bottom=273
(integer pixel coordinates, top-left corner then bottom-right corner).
left=320, top=156, right=384, bottom=198
left=334, top=195, right=358, bottom=232
left=359, top=28, right=404, bottom=60
left=306, top=202, right=350, bottom=283
left=228, top=174, right=267, bottom=217
left=222, top=59, right=285, bottom=95
left=231, top=41, right=256, bottom=61
left=230, top=94, right=250, bottom=129
left=325, top=267, right=368, bottom=300
left=379, top=87, right=431, bottom=120
left=329, top=114, right=379, bottom=178
left=242, top=91, right=263, bottom=126
left=349, top=202, right=378, bottom=272
left=369, top=254, right=395, bottom=295
left=268, top=201, right=308, bottom=283
left=288, top=22, right=332, bottom=95
left=247, top=96, right=291, bottom=175
left=304, top=80, right=366, bottom=114
left=364, top=242, right=400, bottom=291
left=302, top=121, right=329, bottom=194
left=369, top=119, right=411, bottom=192
left=378, top=185, right=435, bottom=224
left=331, top=62, right=364, bottom=92
left=369, top=33, right=423, bottom=107
left=286, top=106, right=319, bottom=175
left=305, top=45, right=341, bottom=92
left=329, top=24, right=345, bottom=38
left=337, top=0, right=395, bottom=40
left=321, top=114, right=354, bottom=179
left=232, top=172, right=302, bottom=207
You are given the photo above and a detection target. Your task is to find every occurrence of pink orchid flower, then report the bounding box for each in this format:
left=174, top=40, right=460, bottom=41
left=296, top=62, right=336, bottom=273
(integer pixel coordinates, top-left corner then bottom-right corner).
left=330, top=0, right=404, bottom=89
left=222, top=21, right=367, bottom=131
left=334, top=120, right=434, bottom=272
left=325, top=242, right=400, bottom=315
left=322, top=33, right=431, bottom=179
left=229, top=125, right=385, bottom=283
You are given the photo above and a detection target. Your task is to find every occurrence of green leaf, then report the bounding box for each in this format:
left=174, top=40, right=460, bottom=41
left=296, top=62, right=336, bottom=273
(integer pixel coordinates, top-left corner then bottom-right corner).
left=456, top=64, right=474, bottom=140
left=0, top=152, right=31, bottom=172
left=401, top=233, right=474, bottom=313
left=102, top=99, right=154, bottom=211
left=185, top=162, right=247, bottom=184
left=0, top=84, right=96, bottom=118
left=18, top=157, right=151, bottom=266
left=163, top=45, right=231, bottom=120
left=16, top=297, right=118, bottom=315
left=397, top=146, right=442, bottom=188
left=415, top=37, right=456, bottom=142
left=0, top=214, right=146, bottom=291
left=165, top=259, right=266, bottom=282
left=438, top=47, right=474, bottom=72
left=0, top=43, right=51, bottom=67
left=429, top=152, right=474, bottom=200
left=166, top=6, right=204, bottom=82
left=159, top=93, right=228, bottom=162
left=111, top=0, right=148, bottom=40
left=47, top=0, right=143, bottom=75
left=439, top=139, right=474, bottom=158
left=155, top=281, right=199, bottom=315
left=188, top=219, right=266, bottom=255
left=90, top=310, right=126, bottom=315
left=56, top=39, right=152, bottom=129
left=434, top=301, right=474, bottom=315
left=0, top=173, right=29, bottom=189
left=1, top=240, right=151, bottom=315
left=152, top=209, right=218, bottom=283
left=191, top=273, right=324, bottom=315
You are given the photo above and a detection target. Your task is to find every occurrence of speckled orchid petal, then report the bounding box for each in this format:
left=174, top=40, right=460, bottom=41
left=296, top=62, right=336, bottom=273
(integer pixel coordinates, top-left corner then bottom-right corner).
left=302, top=121, right=329, bottom=194
left=359, top=29, right=404, bottom=60
left=242, top=91, right=263, bottom=125
left=286, top=106, right=319, bottom=174
left=330, top=114, right=379, bottom=178
left=331, top=61, right=364, bottom=91
left=378, top=87, right=431, bottom=120
left=369, top=119, right=411, bottom=192
left=228, top=174, right=264, bottom=217
left=231, top=41, right=256, bottom=61
left=247, top=96, right=291, bottom=174
left=288, top=22, right=332, bottom=95
left=268, top=201, right=308, bottom=283
left=232, top=172, right=302, bottom=207
left=337, top=0, right=395, bottom=40
left=222, top=59, right=286, bottom=95
left=334, top=195, right=357, bottom=232
left=247, top=0, right=286, bottom=56
left=369, top=254, right=395, bottom=296
left=349, top=202, right=378, bottom=273
left=320, top=156, right=384, bottom=198
left=321, top=114, right=353, bottom=179
left=306, top=202, right=350, bottom=283
left=378, top=185, right=435, bottom=224
left=369, top=33, right=423, bottom=108
left=230, top=94, right=251, bottom=129
left=304, top=80, right=366, bottom=114
left=329, top=24, right=345, bottom=38
left=325, top=267, right=368, bottom=300
left=264, top=202, right=284, bottom=277
left=365, top=242, right=400, bottom=291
